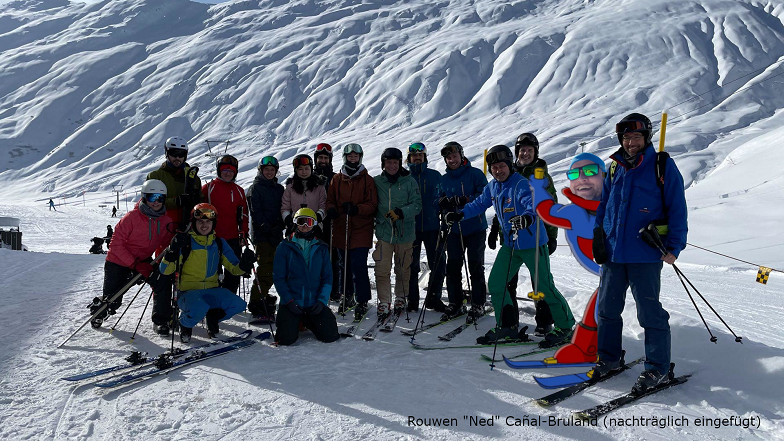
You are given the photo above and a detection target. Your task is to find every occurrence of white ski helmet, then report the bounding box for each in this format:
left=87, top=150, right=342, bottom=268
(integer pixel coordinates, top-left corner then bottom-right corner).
left=141, top=179, right=168, bottom=195
left=164, top=136, right=189, bottom=152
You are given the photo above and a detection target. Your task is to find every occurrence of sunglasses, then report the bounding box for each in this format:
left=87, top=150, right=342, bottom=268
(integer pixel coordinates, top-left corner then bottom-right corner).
left=408, top=142, right=426, bottom=153
left=295, top=216, right=317, bottom=227
left=145, top=193, right=166, bottom=203
left=316, top=143, right=332, bottom=152
left=486, top=150, right=513, bottom=165
left=567, top=164, right=601, bottom=180
left=167, top=149, right=187, bottom=158
left=260, top=156, right=278, bottom=167
left=293, top=156, right=313, bottom=168
left=193, top=208, right=218, bottom=220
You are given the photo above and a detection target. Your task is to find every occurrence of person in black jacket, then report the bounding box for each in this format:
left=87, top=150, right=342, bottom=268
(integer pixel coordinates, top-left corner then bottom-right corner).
left=246, top=156, right=285, bottom=322
left=313, top=142, right=341, bottom=301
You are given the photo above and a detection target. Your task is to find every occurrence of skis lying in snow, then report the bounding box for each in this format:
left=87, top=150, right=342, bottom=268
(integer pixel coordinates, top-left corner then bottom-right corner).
left=410, top=339, right=538, bottom=351
left=503, top=358, right=596, bottom=370
left=61, top=330, right=254, bottom=382
left=400, top=312, right=466, bottom=336
left=574, top=371, right=691, bottom=419
left=339, top=306, right=372, bottom=338
left=534, top=356, right=644, bottom=389
left=362, top=315, right=389, bottom=341
left=94, top=332, right=271, bottom=388
left=479, top=340, right=566, bottom=362
left=380, top=309, right=404, bottom=333
left=535, top=357, right=645, bottom=406
left=437, top=304, right=492, bottom=341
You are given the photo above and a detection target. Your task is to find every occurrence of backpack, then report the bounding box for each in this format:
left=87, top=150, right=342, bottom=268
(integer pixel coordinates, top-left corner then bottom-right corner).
left=608, top=151, right=670, bottom=235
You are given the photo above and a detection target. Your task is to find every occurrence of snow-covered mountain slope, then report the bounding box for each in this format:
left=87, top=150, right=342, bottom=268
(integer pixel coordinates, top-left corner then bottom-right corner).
left=2, top=0, right=784, bottom=268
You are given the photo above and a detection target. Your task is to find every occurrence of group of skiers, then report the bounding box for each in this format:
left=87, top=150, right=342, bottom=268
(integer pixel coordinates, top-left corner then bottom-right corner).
left=89, top=112, right=689, bottom=393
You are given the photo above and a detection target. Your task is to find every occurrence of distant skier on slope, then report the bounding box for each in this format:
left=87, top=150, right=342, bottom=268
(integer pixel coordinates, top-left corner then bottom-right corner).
left=159, top=203, right=255, bottom=343
left=89, top=180, right=174, bottom=332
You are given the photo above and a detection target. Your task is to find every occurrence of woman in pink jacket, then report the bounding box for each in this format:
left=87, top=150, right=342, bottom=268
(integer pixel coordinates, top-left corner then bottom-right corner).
left=282, top=154, right=327, bottom=235
left=90, top=179, right=176, bottom=335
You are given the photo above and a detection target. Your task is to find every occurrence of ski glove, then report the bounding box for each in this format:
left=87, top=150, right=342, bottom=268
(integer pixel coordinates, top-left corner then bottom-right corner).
left=166, top=233, right=190, bottom=261
left=134, top=261, right=154, bottom=278
left=444, top=211, right=464, bottom=226
left=438, top=196, right=453, bottom=211
left=509, top=215, right=533, bottom=231
left=341, top=202, right=359, bottom=217
left=547, top=237, right=558, bottom=255
left=239, top=248, right=256, bottom=273
left=307, top=301, right=325, bottom=316
left=488, top=216, right=500, bottom=250
left=284, top=215, right=294, bottom=230
left=326, top=207, right=339, bottom=221
left=385, top=208, right=404, bottom=222
left=286, top=300, right=304, bottom=316
left=451, top=195, right=469, bottom=208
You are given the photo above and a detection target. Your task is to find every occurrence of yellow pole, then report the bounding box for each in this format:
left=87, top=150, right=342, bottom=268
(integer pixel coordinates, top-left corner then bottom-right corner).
left=658, top=112, right=668, bottom=152
left=483, top=149, right=488, bottom=175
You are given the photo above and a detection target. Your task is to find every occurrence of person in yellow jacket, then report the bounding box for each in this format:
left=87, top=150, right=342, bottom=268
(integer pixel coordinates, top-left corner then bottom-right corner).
left=159, top=203, right=256, bottom=343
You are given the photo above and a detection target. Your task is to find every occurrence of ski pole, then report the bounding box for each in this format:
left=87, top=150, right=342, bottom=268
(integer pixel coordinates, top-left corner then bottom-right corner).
left=490, top=225, right=518, bottom=371
left=410, top=221, right=452, bottom=342
left=130, top=290, right=154, bottom=341
left=109, top=283, right=147, bottom=332
left=243, top=239, right=277, bottom=340
left=339, top=214, right=350, bottom=318
left=456, top=221, right=475, bottom=328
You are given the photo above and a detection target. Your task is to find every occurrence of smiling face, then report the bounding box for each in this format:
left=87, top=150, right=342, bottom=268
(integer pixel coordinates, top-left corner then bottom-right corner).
left=568, top=159, right=604, bottom=201
left=296, top=165, right=312, bottom=179
left=490, top=161, right=511, bottom=182
left=219, top=167, right=236, bottom=182
left=261, top=166, right=277, bottom=180
left=444, top=152, right=462, bottom=170
left=517, top=145, right=536, bottom=166
left=384, top=158, right=400, bottom=175
left=621, top=132, right=646, bottom=157
left=408, top=153, right=425, bottom=164
left=316, top=155, right=331, bottom=167
left=145, top=199, right=163, bottom=211
left=196, top=218, right=214, bottom=235
left=345, top=152, right=360, bottom=164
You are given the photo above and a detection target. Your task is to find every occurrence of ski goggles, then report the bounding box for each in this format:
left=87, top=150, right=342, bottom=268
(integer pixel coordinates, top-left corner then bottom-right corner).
left=566, top=164, right=601, bottom=180
left=217, top=155, right=238, bottom=168
left=167, top=148, right=187, bottom=158
left=193, top=207, right=218, bottom=220
left=144, top=193, right=166, bottom=203
left=293, top=156, right=313, bottom=168
left=260, top=156, right=279, bottom=167
left=486, top=149, right=514, bottom=165
left=295, top=216, right=317, bottom=227
left=343, top=143, right=363, bottom=155
left=315, top=143, right=332, bottom=153
left=615, top=120, right=647, bottom=134
left=440, top=143, right=461, bottom=157
left=408, top=142, right=426, bottom=153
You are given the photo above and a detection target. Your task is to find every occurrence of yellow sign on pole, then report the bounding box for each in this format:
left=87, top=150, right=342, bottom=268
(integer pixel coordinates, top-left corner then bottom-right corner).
left=757, top=266, right=772, bottom=285
left=483, top=149, right=488, bottom=175
left=658, top=112, right=668, bottom=153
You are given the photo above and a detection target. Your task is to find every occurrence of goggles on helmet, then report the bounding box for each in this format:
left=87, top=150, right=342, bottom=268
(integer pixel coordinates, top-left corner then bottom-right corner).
left=315, top=143, right=332, bottom=153
left=343, top=144, right=363, bottom=155
left=295, top=216, right=317, bottom=227
left=408, top=142, right=426, bottom=153
left=193, top=207, right=218, bottom=220
left=167, top=149, right=187, bottom=158
left=615, top=120, right=647, bottom=134
left=260, top=156, right=279, bottom=167
left=566, top=164, right=601, bottom=181
left=293, top=156, right=313, bottom=168
left=486, top=150, right=513, bottom=165
left=144, top=193, right=166, bottom=203
left=218, top=155, right=238, bottom=168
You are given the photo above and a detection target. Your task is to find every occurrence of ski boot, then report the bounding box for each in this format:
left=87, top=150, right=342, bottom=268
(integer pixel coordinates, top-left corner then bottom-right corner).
left=632, top=364, right=674, bottom=395
left=152, top=323, right=170, bottom=336
left=377, top=303, right=391, bottom=320
left=179, top=325, right=192, bottom=343
left=466, top=304, right=485, bottom=324
left=393, top=298, right=406, bottom=314
left=338, top=295, right=357, bottom=315
left=476, top=325, right=520, bottom=345
left=205, top=309, right=225, bottom=339
left=354, top=302, right=369, bottom=320
left=534, top=323, right=553, bottom=337
left=88, top=297, right=108, bottom=329
left=538, top=327, right=573, bottom=349
left=439, top=303, right=465, bottom=322
left=589, top=359, right=622, bottom=379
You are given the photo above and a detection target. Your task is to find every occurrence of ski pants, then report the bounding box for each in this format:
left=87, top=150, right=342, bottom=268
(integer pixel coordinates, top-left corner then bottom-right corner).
left=336, top=247, right=371, bottom=303
left=102, top=260, right=173, bottom=325
left=276, top=302, right=339, bottom=346
left=372, top=240, right=414, bottom=304
left=220, top=238, right=242, bottom=295
left=598, top=260, right=670, bottom=375
left=487, top=245, right=574, bottom=329
left=445, top=230, right=487, bottom=307
left=177, top=287, right=246, bottom=329
left=249, top=241, right=276, bottom=315
left=408, top=230, right=446, bottom=306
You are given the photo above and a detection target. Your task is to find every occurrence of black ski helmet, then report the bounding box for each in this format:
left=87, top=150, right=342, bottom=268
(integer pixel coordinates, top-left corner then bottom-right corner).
left=381, top=147, right=403, bottom=170
left=486, top=144, right=515, bottom=171
left=314, top=143, right=333, bottom=161
left=514, top=133, right=539, bottom=160
left=440, top=141, right=464, bottom=159
left=292, top=154, right=314, bottom=171
left=616, top=113, right=653, bottom=145
left=216, top=154, right=239, bottom=179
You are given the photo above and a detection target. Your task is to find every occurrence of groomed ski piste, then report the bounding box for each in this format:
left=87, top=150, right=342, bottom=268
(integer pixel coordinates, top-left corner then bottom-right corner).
left=1, top=0, right=784, bottom=439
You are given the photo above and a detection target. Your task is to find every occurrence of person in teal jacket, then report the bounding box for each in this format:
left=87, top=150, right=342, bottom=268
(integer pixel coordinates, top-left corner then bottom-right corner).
left=273, top=208, right=339, bottom=345
left=448, top=145, right=574, bottom=346
left=372, top=148, right=422, bottom=319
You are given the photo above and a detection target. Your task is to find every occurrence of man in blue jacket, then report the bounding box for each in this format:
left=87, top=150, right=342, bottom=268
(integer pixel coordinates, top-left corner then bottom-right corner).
left=273, top=208, right=339, bottom=346
left=437, top=142, right=488, bottom=323
left=406, top=142, right=447, bottom=312
left=593, top=113, right=688, bottom=393
left=448, top=145, right=574, bottom=345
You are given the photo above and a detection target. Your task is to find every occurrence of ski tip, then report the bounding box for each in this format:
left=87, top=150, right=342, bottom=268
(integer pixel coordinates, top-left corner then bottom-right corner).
left=255, top=331, right=272, bottom=341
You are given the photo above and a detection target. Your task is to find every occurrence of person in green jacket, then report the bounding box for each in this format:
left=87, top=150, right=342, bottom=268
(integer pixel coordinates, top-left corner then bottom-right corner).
left=372, top=148, right=422, bottom=319
left=488, top=132, right=558, bottom=336
left=146, top=136, right=202, bottom=231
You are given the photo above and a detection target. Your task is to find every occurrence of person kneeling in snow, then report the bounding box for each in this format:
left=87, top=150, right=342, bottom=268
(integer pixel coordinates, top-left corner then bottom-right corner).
left=159, top=203, right=255, bottom=343
left=273, top=208, right=339, bottom=346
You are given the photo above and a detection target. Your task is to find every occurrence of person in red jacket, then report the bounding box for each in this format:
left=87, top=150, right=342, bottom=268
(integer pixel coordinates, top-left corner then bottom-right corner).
left=201, top=155, right=250, bottom=294
left=90, top=179, right=176, bottom=334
